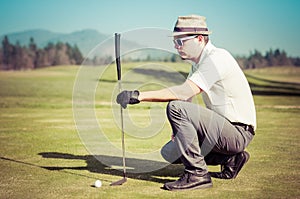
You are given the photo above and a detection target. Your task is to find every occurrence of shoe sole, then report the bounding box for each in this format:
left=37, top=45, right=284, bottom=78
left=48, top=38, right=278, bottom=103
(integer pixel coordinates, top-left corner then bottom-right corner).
left=209, top=151, right=250, bottom=179
left=232, top=151, right=250, bottom=179
left=164, top=182, right=213, bottom=191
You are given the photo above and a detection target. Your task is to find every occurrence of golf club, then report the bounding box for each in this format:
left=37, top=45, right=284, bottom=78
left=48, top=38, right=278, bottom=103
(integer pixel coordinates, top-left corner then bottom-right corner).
left=110, top=33, right=127, bottom=186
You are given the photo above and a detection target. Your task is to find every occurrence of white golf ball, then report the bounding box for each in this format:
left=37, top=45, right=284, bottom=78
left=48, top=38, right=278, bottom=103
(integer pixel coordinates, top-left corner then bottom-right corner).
left=94, top=180, right=102, bottom=188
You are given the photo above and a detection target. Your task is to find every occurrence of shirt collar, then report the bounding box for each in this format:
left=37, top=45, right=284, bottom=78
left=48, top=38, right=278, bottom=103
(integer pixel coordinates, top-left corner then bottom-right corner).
left=195, top=40, right=215, bottom=65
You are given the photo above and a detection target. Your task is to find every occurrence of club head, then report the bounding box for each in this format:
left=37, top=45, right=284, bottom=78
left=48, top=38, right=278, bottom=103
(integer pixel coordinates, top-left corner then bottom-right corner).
left=110, top=177, right=127, bottom=186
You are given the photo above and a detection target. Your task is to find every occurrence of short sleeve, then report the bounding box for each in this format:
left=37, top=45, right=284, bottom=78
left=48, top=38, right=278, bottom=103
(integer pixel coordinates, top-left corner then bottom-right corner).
left=188, top=57, right=222, bottom=93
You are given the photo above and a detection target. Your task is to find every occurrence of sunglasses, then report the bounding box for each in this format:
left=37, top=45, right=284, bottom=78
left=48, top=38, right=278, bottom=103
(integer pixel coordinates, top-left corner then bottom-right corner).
left=173, top=35, right=197, bottom=46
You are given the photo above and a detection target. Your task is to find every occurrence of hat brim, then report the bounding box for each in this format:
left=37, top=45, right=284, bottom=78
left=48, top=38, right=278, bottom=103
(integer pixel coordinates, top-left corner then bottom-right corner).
left=170, top=31, right=212, bottom=37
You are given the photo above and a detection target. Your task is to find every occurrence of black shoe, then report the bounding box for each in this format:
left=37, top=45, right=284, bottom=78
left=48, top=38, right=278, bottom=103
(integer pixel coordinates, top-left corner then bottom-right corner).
left=209, top=151, right=250, bottom=179
left=163, top=172, right=213, bottom=191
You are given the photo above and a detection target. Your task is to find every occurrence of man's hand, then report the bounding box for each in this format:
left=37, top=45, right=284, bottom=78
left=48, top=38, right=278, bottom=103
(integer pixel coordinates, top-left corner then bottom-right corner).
left=116, top=90, right=140, bottom=108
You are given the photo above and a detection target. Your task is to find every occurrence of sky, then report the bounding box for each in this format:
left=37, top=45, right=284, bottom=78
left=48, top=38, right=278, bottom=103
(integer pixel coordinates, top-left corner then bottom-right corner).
left=0, top=0, right=299, bottom=56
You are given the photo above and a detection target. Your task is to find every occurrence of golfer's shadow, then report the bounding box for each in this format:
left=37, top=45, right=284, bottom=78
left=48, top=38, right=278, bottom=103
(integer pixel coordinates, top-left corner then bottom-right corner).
left=38, top=152, right=183, bottom=184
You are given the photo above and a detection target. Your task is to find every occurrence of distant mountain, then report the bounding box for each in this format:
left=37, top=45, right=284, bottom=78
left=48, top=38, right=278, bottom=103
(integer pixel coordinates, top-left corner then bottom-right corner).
left=46, top=29, right=109, bottom=56
left=0, top=29, right=174, bottom=60
left=0, top=29, right=119, bottom=56
left=0, top=29, right=59, bottom=47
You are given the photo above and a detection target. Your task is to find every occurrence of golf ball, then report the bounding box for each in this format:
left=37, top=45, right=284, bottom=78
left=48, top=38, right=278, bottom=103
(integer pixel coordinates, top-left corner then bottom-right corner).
left=94, top=180, right=102, bottom=188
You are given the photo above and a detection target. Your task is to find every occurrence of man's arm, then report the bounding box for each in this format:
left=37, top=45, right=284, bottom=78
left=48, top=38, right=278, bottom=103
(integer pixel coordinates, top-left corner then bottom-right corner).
left=138, top=79, right=202, bottom=102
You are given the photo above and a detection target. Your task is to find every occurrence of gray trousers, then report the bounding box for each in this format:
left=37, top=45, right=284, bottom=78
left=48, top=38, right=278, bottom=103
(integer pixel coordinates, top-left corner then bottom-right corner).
left=161, top=101, right=254, bottom=175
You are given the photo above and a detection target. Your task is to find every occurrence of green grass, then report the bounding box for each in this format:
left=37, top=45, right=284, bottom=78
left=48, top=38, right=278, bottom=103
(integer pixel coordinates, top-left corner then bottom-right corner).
left=0, top=64, right=299, bottom=198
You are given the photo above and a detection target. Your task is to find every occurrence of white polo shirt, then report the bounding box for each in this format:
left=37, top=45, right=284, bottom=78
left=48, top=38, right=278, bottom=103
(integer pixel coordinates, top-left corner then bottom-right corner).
left=188, top=41, right=257, bottom=130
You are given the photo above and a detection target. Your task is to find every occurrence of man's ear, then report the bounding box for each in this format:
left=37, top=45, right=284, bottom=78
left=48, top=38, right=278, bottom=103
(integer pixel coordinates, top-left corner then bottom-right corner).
left=197, top=35, right=203, bottom=42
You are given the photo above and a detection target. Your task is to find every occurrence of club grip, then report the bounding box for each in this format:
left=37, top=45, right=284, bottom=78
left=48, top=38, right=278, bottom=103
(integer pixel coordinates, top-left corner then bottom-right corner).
left=115, top=33, right=121, bottom=81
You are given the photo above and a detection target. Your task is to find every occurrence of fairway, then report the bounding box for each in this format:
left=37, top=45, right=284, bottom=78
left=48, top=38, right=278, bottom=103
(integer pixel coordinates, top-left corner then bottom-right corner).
left=0, top=64, right=299, bottom=198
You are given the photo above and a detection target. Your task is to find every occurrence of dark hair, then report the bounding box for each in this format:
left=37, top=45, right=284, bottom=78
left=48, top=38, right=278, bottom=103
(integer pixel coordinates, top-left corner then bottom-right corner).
left=187, top=34, right=209, bottom=44
left=202, top=35, right=209, bottom=43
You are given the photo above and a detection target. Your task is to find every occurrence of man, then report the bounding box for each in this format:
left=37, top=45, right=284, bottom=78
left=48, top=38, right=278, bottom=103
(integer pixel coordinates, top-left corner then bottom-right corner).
left=116, top=15, right=256, bottom=191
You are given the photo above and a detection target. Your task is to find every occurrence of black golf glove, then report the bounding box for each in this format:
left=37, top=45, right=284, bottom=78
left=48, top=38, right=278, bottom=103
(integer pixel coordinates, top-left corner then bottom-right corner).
left=116, top=90, right=140, bottom=109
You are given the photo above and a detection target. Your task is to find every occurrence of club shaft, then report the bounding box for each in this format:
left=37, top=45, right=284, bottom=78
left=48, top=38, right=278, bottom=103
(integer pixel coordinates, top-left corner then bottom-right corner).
left=115, top=33, right=121, bottom=81
left=118, top=80, right=126, bottom=177
left=115, top=33, right=126, bottom=178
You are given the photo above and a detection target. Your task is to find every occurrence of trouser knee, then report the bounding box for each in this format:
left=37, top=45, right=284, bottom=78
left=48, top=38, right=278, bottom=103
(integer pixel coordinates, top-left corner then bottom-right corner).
left=166, top=100, right=184, bottom=122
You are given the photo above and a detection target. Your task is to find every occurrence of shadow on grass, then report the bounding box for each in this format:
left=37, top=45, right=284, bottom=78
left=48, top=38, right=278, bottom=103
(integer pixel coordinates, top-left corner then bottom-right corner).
left=245, top=74, right=300, bottom=96
left=132, top=68, right=187, bottom=85
left=100, top=67, right=300, bottom=96
left=38, top=152, right=184, bottom=184
left=0, top=153, right=183, bottom=184
left=1, top=154, right=183, bottom=184
left=98, top=79, right=144, bottom=84
left=246, top=73, right=300, bottom=86
left=98, top=68, right=187, bottom=85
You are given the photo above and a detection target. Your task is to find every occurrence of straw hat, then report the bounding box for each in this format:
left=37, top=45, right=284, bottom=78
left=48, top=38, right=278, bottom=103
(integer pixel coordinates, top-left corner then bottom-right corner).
left=172, top=15, right=212, bottom=36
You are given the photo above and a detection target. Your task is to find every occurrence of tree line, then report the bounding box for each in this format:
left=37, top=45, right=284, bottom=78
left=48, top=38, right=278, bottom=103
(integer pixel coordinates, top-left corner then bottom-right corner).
left=236, top=49, right=300, bottom=69
left=122, top=49, right=300, bottom=69
left=0, top=36, right=83, bottom=70
left=0, top=36, right=299, bottom=70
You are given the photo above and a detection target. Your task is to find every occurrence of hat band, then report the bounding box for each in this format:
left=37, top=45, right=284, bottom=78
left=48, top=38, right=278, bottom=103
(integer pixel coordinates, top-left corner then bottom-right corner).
left=174, top=27, right=208, bottom=32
